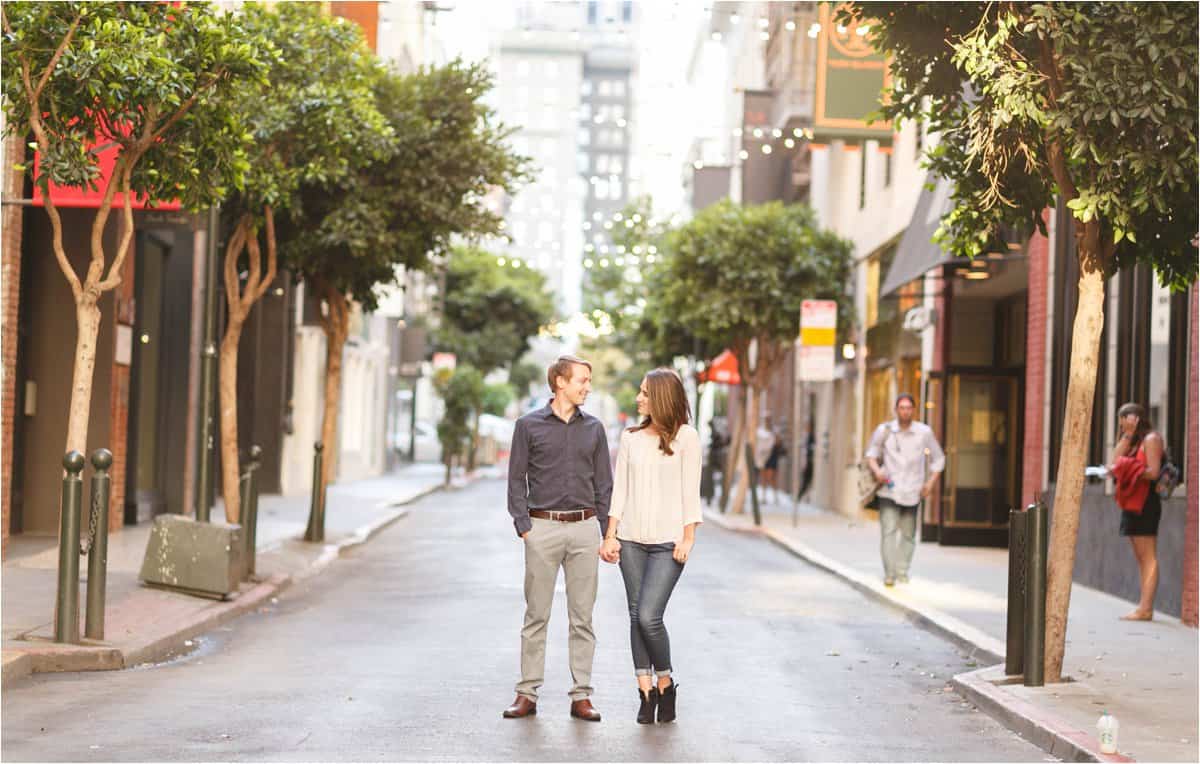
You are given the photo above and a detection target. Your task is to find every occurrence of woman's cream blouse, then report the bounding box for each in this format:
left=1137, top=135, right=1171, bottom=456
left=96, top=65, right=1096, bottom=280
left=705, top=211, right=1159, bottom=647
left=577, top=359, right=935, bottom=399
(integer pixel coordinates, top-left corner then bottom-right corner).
left=609, top=424, right=704, bottom=545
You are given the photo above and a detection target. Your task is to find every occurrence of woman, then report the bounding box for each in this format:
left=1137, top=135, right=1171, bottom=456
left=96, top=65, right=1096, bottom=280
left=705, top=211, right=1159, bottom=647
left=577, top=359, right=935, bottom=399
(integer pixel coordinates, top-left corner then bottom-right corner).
left=1108, top=402, right=1164, bottom=621
left=600, top=368, right=702, bottom=724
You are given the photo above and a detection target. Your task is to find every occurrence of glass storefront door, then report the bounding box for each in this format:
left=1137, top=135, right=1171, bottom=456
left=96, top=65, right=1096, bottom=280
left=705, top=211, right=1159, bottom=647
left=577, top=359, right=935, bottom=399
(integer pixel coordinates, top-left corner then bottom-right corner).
left=940, top=373, right=1021, bottom=545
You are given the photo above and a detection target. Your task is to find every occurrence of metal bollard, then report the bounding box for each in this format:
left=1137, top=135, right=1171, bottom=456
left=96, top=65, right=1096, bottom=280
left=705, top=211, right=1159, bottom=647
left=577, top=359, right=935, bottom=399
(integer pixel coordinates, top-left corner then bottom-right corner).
left=304, top=442, right=326, bottom=543
left=1005, top=507, right=1029, bottom=676
left=1023, top=498, right=1048, bottom=687
left=83, top=449, right=112, bottom=641
left=54, top=451, right=86, bottom=644
left=744, top=443, right=762, bottom=527
left=241, top=445, right=262, bottom=577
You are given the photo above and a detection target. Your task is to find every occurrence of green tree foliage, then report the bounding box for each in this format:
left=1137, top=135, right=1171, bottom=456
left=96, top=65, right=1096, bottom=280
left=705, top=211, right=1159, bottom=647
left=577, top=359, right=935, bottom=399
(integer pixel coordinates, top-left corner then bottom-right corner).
left=0, top=1, right=265, bottom=459
left=435, top=366, right=485, bottom=485
left=657, top=200, right=853, bottom=513
left=437, top=246, right=555, bottom=376
left=482, top=383, right=515, bottom=417
left=508, top=361, right=543, bottom=401
left=278, top=61, right=529, bottom=495
left=842, top=1, right=1197, bottom=681
left=215, top=3, right=393, bottom=520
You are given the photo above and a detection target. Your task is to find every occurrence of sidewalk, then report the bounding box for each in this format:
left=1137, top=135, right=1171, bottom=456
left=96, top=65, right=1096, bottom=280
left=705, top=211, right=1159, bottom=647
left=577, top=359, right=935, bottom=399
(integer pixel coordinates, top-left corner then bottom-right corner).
left=2, top=462, right=471, bottom=683
left=706, top=499, right=1198, bottom=763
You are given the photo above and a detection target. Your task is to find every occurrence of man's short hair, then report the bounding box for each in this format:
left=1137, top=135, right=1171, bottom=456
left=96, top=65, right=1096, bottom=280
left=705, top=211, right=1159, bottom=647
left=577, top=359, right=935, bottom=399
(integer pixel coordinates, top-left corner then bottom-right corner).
left=547, top=355, right=592, bottom=394
left=895, top=392, right=916, bottom=408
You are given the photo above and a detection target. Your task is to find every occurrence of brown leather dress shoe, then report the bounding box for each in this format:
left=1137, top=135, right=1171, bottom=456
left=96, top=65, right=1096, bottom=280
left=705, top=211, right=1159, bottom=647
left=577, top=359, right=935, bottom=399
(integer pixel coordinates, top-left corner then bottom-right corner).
left=502, top=695, right=537, bottom=718
left=570, top=698, right=602, bottom=721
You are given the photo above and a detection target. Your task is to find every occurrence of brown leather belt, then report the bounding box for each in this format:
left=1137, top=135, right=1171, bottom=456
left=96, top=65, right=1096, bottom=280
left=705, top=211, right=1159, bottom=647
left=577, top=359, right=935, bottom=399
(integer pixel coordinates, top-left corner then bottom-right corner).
left=530, top=508, right=596, bottom=523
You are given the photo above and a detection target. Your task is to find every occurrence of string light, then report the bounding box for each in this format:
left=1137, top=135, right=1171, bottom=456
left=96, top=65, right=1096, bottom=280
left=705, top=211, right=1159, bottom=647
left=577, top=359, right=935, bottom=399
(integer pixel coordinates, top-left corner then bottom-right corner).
left=785, top=20, right=796, bottom=31
left=808, top=22, right=820, bottom=38
left=761, top=144, right=772, bottom=154
left=739, top=149, right=749, bottom=160
left=757, top=17, right=769, bottom=29
left=785, top=138, right=795, bottom=148
left=497, top=257, right=507, bottom=266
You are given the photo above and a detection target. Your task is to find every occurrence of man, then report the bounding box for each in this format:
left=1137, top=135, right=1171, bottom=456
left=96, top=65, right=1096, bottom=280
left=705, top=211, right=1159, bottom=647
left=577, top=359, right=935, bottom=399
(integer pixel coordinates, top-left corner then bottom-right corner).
left=865, top=393, right=945, bottom=587
left=503, top=355, right=612, bottom=721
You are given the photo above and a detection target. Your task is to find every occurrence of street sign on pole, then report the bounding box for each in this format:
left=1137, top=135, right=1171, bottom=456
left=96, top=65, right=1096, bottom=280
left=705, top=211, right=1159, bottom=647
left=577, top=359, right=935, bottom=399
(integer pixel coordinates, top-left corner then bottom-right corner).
left=799, top=299, right=837, bottom=382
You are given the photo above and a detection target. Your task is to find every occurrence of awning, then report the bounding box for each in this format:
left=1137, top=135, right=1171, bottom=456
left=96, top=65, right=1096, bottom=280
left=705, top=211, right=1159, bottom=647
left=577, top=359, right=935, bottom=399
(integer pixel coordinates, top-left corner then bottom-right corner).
left=697, top=349, right=740, bottom=385
left=880, top=175, right=954, bottom=297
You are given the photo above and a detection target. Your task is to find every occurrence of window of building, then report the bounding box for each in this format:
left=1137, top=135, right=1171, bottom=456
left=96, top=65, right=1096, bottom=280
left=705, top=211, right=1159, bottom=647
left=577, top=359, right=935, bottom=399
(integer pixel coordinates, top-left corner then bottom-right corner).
left=595, top=181, right=610, bottom=200
left=579, top=103, right=592, bottom=121
left=609, top=156, right=623, bottom=174
left=512, top=220, right=528, bottom=240
left=538, top=221, right=553, bottom=241
left=598, top=80, right=612, bottom=97
left=610, top=130, right=624, bottom=147
left=545, top=61, right=559, bottom=78
left=622, top=0, right=633, bottom=23
left=517, top=60, right=531, bottom=77
left=577, top=152, right=589, bottom=173
left=595, top=154, right=609, bottom=173
left=587, top=0, right=598, bottom=24
left=612, top=104, right=625, bottom=120
left=612, top=79, right=626, bottom=97
left=578, top=127, right=590, bottom=146
left=581, top=80, right=593, bottom=97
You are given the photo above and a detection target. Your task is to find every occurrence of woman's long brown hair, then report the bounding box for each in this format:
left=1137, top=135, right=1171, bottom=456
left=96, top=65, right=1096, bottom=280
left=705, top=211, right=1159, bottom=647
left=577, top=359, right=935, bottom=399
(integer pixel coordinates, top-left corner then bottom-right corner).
left=1117, top=402, right=1153, bottom=449
left=631, top=368, right=691, bottom=455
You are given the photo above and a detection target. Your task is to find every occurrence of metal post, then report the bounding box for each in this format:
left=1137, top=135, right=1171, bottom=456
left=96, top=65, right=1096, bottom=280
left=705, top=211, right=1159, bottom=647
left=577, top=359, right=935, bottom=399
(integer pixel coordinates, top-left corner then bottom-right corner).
left=304, top=442, right=325, bottom=543
left=194, top=205, right=220, bottom=522
left=1005, top=507, right=1029, bottom=676
left=745, top=443, right=762, bottom=527
left=1024, top=498, right=1048, bottom=687
left=408, top=381, right=418, bottom=463
left=54, top=451, right=86, bottom=644
left=242, top=445, right=262, bottom=577
left=84, top=449, right=112, bottom=641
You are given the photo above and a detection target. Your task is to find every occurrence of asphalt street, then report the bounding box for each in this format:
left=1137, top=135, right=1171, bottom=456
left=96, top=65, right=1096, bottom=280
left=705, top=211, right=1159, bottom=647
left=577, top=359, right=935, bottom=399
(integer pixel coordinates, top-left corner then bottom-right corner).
left=2, top=478, right=1053, bottom=762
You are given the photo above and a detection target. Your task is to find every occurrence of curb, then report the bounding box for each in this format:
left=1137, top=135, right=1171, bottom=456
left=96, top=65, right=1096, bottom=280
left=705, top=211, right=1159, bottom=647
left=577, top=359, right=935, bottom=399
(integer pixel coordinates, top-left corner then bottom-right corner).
left=703, top=508, right=1126, bottom=762
left=952, top=666, right=1135, bottom=763
left=3, top=479, right=446, bottom=684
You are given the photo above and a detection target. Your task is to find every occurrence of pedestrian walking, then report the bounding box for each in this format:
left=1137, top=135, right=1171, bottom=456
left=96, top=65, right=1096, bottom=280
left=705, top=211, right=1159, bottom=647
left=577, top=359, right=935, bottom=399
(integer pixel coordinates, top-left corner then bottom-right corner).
left=503, top=355, right=613, bottom=721
left=600, top=367, right=702, bottom=724
left=762, top=424, right=787, bottom=504
left=1108, top=402, right=1164, bottom=621
left=865, top=393, right=945, bottom=587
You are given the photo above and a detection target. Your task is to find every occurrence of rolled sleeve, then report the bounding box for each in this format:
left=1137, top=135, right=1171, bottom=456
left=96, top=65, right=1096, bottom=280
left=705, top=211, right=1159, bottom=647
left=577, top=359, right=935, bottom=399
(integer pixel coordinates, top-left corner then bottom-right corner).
left=864, top=424, right=887, bottom=461
left=680, top=426, right=704, bottom=528
left=507, top=419, right=532, bottom=536
left=926, top=429, right=946, bottom=474
left=592, top=425, right=613, bottom=533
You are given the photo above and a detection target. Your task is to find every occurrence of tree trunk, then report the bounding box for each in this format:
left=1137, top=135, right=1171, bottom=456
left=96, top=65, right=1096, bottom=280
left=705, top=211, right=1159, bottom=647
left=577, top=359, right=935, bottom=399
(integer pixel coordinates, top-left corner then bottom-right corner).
left=1043, top=234, right=1107, bottom=683
left=64, top=296, right=102, bottom=456
left=722, top=402, right=746, bottom=511
left=730, top=385, right=761, bottom=515
left=318, top=284, right=350, bottom=491
left=467, top=408, right=481, bottom=472
left=216, top=212, right=277, bottom=524
left=218, top=314, right=245, bottom=523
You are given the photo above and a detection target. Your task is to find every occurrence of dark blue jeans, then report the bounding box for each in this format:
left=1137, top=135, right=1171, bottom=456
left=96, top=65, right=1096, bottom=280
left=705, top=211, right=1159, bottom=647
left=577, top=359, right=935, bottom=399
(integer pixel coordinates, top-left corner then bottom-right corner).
left=618, top=540, right=685, bottom=677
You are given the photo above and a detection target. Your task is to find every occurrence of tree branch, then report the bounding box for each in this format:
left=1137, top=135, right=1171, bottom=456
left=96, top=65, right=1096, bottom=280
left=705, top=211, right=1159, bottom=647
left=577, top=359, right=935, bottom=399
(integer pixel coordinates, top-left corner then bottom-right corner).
left=34, top=11, right=83, bottom=101
left=97, top=160, right=138, bottom=291
left=1037, top=34, right=1079, bottom=201
left=249, top=204, right=278, bottom=303
left=224, top=216, right=251, bottom=315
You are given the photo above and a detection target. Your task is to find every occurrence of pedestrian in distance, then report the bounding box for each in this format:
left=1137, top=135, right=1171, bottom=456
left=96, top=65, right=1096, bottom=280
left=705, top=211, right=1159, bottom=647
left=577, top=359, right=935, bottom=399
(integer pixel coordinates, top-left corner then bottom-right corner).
left=503, top=355, right=613, bottom=721
left=1108, top=402, right=1164, bottom=621
left=865, top=393, right=945, bottom=587
left=600, top=367, right=703, bottom=724
left=762, top=423, right=787, bottom=505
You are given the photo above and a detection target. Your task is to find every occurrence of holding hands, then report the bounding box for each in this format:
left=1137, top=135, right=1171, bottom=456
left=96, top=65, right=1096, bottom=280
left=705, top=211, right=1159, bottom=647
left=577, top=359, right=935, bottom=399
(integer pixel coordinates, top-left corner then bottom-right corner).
left=599, top=536, right=621, bottom=564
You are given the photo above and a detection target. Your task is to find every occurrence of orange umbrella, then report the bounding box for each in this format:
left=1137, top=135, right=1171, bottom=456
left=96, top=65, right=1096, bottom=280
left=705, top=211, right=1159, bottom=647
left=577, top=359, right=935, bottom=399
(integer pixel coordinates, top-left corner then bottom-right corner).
left=697, top=349, right=740, bottom=385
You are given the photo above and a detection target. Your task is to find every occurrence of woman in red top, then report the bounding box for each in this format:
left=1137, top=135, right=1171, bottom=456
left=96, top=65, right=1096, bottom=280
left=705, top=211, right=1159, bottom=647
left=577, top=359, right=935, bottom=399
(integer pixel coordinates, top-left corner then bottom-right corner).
left=1108, top=402, right=1164, bottom=621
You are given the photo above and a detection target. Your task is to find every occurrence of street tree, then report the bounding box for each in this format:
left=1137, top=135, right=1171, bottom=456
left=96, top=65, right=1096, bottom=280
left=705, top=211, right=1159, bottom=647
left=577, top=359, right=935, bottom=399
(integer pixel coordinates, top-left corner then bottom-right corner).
left=658, top=200, right=853, bottom=515
left=434, top=365, right=485, bottom=486
left=436, top=245, right=553, bottom=468
left=844, top=1, right=1197, bottom=681
left=0, top=1, right=264, bottom=461
left=438, top=246, right=554, bottom=376
left=282, top=61, right=529, bottom=490
left=213, top=3, right=392, bottom=522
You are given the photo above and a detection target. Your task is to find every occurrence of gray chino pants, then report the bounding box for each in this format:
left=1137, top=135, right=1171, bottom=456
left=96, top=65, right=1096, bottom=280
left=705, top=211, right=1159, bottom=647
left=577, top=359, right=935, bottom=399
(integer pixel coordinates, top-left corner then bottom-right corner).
left=516, top=517, right=600, bottom=702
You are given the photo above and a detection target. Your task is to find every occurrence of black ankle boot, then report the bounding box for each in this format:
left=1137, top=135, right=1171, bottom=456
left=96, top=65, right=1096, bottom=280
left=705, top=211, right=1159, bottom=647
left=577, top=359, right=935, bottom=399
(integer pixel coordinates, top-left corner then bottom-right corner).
left=637, top=687, right=658, bottom=724
left=657, top=680, right=678, bottom=723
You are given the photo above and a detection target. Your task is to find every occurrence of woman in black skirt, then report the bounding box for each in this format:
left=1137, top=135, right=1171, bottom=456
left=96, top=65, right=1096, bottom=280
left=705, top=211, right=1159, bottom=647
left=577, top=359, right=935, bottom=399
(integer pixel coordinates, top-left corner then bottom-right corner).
left=1108, top=403, right=1164, bottom=621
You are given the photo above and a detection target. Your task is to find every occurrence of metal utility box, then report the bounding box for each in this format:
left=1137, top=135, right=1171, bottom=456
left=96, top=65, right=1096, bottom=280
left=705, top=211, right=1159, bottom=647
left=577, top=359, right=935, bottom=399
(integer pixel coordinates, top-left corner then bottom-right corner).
left=140, top=515, right=245, bottom=599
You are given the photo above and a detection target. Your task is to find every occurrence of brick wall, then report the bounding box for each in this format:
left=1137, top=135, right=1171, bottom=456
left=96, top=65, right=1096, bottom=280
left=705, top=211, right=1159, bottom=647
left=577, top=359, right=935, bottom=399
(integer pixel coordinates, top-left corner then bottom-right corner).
left=1182, top=284, right=1198, bottom=627
left=1021, top=211, right=1051, bottom=506
left=2, top=135, right=26, bottom=558
left=106, top=223, right=135, bottom=531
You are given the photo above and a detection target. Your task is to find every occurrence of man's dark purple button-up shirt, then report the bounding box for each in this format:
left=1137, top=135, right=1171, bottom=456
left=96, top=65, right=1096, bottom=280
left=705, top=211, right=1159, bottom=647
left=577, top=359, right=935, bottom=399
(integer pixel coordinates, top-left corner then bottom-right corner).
left=507, top=402, right=612, bottom=537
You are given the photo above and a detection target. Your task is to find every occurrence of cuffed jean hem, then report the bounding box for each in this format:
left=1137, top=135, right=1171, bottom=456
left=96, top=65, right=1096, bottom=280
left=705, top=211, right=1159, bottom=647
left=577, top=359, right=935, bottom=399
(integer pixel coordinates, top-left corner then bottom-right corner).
left=568, top=691, right=592, bottom=701
left=635, top=668, right=654, bottom=677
